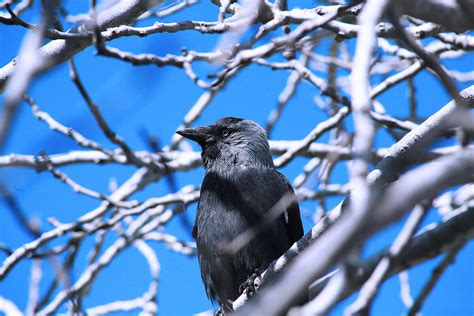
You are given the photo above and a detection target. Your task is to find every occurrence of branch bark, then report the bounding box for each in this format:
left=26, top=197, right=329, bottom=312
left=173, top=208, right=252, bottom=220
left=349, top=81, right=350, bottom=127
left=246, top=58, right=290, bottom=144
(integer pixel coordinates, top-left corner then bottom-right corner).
left=232, top=85, right=474, bottom=313
left=398, top=0, right=474, bottom=33
left=308, top=205, right=474, bottom=305
left=0, top=0, right=163, bottom=93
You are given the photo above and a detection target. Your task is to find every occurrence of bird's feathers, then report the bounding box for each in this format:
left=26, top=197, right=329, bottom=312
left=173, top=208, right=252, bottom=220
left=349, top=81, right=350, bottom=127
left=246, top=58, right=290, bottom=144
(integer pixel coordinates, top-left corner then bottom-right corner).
left=195, top=167, right=303, bottom=304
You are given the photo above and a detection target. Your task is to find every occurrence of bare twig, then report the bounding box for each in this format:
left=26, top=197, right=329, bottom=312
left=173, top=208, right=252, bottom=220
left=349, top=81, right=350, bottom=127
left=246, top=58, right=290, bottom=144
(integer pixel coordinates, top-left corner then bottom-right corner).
left=407, top=240, right=468, bottom=316
left=345, top=203, right=429, bottom=314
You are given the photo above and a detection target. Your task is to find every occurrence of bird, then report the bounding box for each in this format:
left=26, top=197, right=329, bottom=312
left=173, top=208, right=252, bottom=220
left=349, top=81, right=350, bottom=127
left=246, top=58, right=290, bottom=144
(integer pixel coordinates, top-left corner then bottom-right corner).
left=176, top=117, right=304, bottom=312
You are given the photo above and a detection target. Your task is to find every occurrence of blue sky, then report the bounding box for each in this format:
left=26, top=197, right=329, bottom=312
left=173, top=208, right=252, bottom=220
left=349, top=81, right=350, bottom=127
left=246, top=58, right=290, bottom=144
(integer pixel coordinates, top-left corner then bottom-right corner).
left=0, top=1, right=473, bottom=315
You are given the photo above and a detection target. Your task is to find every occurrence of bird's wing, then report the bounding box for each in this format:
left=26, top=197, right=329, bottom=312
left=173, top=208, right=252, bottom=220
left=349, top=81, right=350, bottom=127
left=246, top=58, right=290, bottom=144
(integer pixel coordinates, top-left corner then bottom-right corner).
left=274, top=170, right=304, bottom=244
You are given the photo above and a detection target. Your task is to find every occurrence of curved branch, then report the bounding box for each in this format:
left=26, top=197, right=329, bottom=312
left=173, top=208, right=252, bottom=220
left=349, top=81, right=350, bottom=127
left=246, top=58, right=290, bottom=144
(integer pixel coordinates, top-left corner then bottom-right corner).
left=308, top=205, right=474, bottom=305
left=398, top=0, right=474, bottom=33
left=232, top=85, right=474, bottom=313
left=0, top=0, right=163, bottom=92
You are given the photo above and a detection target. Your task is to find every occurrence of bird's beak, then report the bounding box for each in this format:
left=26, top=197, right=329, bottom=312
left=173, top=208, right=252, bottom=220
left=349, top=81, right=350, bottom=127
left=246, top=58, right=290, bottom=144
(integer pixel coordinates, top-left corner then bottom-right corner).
left=176, top=126, right=212, bottom=145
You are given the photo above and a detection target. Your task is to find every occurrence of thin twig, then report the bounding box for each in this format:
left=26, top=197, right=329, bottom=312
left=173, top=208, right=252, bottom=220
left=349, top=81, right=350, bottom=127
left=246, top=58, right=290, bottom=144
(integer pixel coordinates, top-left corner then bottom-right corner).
left=345, top=203, right=430, bottom=314
left=407, top=240, right=467, bottom=316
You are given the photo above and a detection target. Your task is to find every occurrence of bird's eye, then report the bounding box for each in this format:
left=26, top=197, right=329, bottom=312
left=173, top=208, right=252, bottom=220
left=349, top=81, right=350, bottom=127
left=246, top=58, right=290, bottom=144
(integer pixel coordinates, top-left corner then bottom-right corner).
left=222, top=129, right=230, bottom=137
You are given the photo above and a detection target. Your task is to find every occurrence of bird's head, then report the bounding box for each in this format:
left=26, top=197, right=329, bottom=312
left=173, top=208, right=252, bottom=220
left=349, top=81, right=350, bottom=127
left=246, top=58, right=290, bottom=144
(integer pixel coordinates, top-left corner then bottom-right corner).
left=177, top=117, right=273, bottom=173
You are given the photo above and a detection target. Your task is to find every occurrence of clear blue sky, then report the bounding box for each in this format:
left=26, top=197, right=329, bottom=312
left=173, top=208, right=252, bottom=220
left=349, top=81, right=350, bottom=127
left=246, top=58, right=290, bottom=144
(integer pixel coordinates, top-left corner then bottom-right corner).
left=0, top=1, right=472, bottom=315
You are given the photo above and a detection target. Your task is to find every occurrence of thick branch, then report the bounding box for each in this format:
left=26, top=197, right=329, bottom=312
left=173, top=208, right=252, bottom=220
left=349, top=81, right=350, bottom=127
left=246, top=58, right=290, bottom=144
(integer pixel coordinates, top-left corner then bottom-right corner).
left=232, top=85, right=474, bottom=312
left=236, top=147, right=473, bottom=315
left=398, top=0, right=474, bottom=33
left=307, top=205, right=474, bottom=304
left=0, top=0, right=163, bottom=92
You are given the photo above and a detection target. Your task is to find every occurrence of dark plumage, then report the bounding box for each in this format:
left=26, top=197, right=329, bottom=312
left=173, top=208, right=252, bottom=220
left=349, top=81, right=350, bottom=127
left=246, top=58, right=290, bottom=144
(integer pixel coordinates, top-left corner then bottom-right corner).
left=177, top=117, right=303, bottom=310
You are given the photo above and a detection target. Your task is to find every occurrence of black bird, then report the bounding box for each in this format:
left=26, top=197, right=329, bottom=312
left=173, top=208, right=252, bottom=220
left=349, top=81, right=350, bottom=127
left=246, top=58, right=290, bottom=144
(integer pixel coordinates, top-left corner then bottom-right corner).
left=177, top=117, right=303, bottom=311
